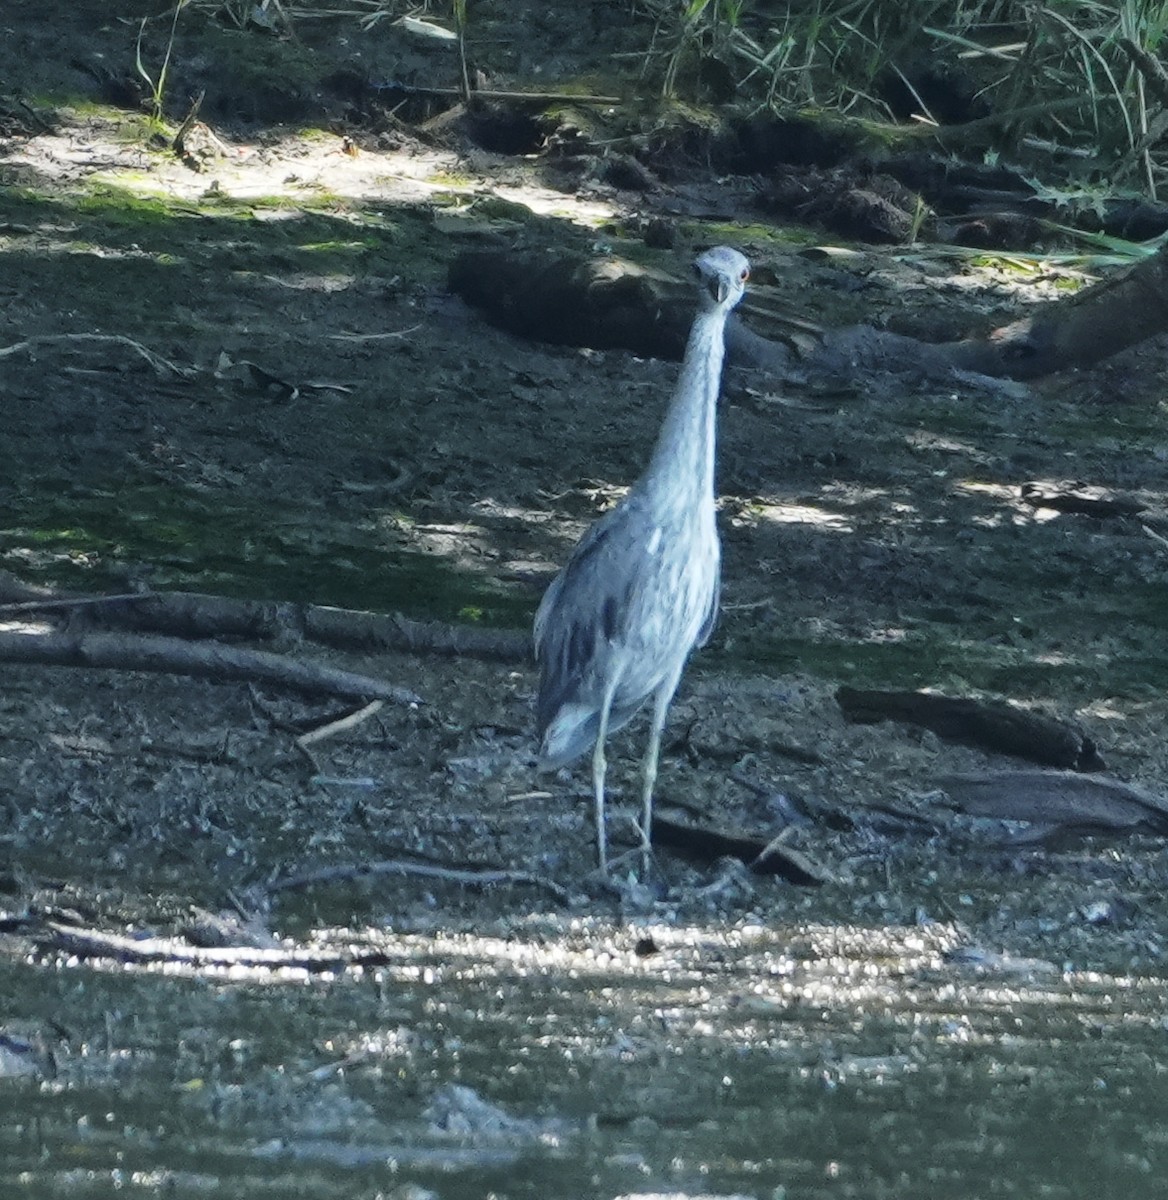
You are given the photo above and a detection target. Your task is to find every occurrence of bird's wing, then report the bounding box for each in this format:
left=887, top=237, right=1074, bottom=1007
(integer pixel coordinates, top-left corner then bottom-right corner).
left=694, top=561, right=721, bottom=648
left=533, top=497, right=650, bottom=729
left=533, top=496, right=643, bottom=660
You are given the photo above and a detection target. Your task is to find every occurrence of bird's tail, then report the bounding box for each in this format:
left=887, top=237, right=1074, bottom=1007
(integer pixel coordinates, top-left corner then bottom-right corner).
left=536, top=697, right=642, bottom=770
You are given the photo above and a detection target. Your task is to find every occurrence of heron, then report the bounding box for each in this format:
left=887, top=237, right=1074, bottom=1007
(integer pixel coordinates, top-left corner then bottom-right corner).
left=533, top=245, right=750, bottom=877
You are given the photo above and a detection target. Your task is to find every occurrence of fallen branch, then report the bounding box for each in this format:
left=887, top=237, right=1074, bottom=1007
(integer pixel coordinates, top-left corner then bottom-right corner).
left=0, top=590, right=147, bottom=615
left=270, top=857, right=571, bottom=904
left=904, top=95, right=1094, bottom=147
left=1144, top=523, right=1168, bottom=553
left=36, top=919, right=365, bottom=972
left=0, top=630, right=421, bottom=704
left=0, top=333, right=196, bottom=377
left=0, top=572, right=531, bottom=662
left=942, top=769, right=1168, bottom=839
left=449, top=242, right=1168, bottom=384
left=837, top=687, right=1104, bottom=771
left=652, top=814, right=832, bottom=885
left=304, top=604, right=530, bottom=661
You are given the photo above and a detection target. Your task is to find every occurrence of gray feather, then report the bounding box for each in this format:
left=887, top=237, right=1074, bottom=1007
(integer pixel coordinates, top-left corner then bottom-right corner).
left=531, top=245, right=750, bottom=872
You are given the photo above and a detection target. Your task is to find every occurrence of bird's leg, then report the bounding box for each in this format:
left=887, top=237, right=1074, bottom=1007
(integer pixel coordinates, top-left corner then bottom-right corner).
left=591, top=736, right=608, bottom=876
left=591, top=685, right=619, bottom=876
left=637, top=677, right=680, bottom=878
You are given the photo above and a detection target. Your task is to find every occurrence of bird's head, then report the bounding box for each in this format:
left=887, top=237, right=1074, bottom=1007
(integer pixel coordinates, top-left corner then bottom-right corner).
left=693, top=245, right=750, bottom=310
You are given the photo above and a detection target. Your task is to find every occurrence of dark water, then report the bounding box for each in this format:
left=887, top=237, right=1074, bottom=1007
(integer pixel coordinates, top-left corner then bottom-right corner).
left=1, top=918, right=1164, bottom=1198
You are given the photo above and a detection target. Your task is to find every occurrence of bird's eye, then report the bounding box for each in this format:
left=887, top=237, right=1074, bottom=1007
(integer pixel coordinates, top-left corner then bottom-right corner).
left=740, top=268, right=750, bottom=282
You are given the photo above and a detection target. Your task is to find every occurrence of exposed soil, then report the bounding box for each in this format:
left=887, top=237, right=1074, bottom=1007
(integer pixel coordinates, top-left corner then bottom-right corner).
left=3, top=1, right=1168, bottom=974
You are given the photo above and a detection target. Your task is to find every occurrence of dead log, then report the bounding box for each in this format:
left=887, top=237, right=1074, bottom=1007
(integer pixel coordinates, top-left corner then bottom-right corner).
left=954, top=244, right=1168, bottom=379
left=0, top=570, right=530, bottom=662
left=836, top=687, right=1104, bottom=771
left=942, top=769, right=1168, bottom=839
left=449, top=243, right=1168, bottom=384
left=0, top=630, right=421, bottom=704
left=652, top=814, right=832, bottom=885
left=35, top=919, right=355, bottom=971
left=303, top=605, right=528, bottom=661
left=448, top=250, right=690, bottom=358
left=811, top=243, right=1168, bottom=380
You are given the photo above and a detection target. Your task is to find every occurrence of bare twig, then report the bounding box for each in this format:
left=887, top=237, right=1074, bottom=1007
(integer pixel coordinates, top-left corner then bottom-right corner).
left=171, top=88, right=205, bottom=152
left=328, top=325, right=422, bottom=342
left=297, top=699, right=384, bottom=747
left=1143, top=523, right=1168, bottom=552
left=906, top=96, right=1095, bottom=144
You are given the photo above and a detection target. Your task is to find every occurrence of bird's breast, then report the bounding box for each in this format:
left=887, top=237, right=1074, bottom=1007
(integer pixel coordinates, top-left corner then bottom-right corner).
left=613, top=511, right=718, bottom=683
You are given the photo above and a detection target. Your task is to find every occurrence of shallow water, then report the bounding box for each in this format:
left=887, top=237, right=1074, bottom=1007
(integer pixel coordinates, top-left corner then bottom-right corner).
left=2, top=916, right=1164, bottom=1199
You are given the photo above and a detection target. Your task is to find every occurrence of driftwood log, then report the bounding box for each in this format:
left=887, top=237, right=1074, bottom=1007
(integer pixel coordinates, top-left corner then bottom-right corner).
left=448, top=251, right=706, bottom=361
left=651, top=814, right=832, bottom=885
left=963, top=245, right=1168, bottom=379
left=0, top=570, right=529, bottom=663
left=836, top=686, right=1104, bottom=771
left=449, top=243, right=1168, bottom=383
left=0, top=630, right=421, bottom=705
left=942, top=769, right=1168, bottom=841
left=0, top=568, right=534, bottom=705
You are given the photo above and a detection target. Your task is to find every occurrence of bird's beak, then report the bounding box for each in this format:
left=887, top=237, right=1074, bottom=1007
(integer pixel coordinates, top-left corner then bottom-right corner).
left=708, top=277, right=729, bottom=304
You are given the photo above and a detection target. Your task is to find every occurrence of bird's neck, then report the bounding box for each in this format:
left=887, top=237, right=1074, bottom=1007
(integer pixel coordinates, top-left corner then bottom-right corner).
left=644, top=305, right=727, bottom=502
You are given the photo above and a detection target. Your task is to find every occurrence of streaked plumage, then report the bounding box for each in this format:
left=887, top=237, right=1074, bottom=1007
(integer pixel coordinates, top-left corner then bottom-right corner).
left=534, top=245, right=751, bottom=876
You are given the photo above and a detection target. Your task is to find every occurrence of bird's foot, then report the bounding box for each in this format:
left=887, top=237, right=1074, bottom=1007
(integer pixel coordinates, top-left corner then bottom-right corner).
left=690, top=855, right=755, bottom=905
left=593, top=872, right=659, bottom=909
left=629, top=820, right=655, bottom=883
left=584, top=847, right=662, bottom=907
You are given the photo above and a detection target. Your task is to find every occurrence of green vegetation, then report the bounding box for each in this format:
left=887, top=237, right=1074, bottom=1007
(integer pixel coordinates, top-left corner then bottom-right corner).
left=0, top=182, right=527, bottom=626
left=0, top=484, right=530, bottom=627
left=0, top=184, right=426, bottom=282
left=636, top=0, right=1168, bottom=176
left=52, top=1, right=1168, bottom=203
left=734, top=617, right=1168, bottom=698
left=135, top=0, right=188, bottom=123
